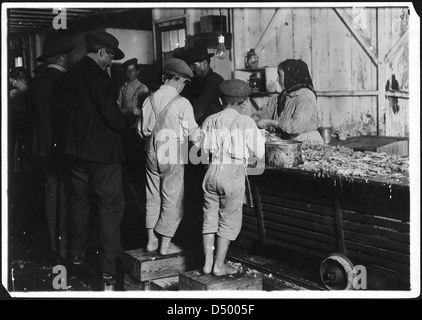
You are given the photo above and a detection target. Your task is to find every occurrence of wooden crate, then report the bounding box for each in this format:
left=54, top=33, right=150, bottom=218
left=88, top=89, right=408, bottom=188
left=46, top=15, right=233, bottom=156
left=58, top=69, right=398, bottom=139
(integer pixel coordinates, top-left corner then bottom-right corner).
left=149, top=276, right=179, bottom=291
left=124, top=273, right=149, bottom=291
left=122, top=248, right=196, bottom=282
left=179, top=270, right=263, bottom=291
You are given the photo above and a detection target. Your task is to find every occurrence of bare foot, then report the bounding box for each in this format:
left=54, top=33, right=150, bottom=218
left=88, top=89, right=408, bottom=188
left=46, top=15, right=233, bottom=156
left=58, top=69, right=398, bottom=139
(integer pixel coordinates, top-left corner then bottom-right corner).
left=146, top=239, right=159, bottom=252
left=159, top=242, right=183, bottom=255
left=202, top=256, right=214, bottom=274
left=212, top=264, right=238, bottom=277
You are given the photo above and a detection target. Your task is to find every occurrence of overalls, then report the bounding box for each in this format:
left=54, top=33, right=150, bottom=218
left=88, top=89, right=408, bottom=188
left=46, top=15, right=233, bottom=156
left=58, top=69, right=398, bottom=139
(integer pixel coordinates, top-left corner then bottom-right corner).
left=144, top=94, right=186, bottom=237
left=202, top=114, right=247, bottom=241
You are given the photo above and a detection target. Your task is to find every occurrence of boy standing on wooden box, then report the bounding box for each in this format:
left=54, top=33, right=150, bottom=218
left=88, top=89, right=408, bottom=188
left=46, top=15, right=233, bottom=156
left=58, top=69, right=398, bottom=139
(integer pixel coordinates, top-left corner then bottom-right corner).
left=139, top=58, right=198, bottom=255
left=198, top=79, right=265, bottom=276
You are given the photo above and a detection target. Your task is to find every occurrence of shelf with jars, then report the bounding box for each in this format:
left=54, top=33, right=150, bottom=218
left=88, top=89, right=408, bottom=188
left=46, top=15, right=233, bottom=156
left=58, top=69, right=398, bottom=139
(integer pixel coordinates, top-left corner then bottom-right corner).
left=234, top=67, right=281, bottom=97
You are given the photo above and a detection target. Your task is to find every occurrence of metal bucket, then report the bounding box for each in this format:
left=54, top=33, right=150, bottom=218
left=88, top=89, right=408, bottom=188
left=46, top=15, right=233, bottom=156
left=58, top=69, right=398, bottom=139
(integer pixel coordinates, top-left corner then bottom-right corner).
left=318, top=127, right=333, bottom=144
left=265, top=140, right=303, bottom=168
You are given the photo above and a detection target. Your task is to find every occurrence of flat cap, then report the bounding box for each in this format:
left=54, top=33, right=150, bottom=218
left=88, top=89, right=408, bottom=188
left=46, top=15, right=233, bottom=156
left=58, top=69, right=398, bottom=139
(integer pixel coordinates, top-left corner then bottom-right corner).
left=164, top=58, right=193, bottom=80
left=219, top=79, right=251, bottom=102
left=122, top=58, right=138, bottom=69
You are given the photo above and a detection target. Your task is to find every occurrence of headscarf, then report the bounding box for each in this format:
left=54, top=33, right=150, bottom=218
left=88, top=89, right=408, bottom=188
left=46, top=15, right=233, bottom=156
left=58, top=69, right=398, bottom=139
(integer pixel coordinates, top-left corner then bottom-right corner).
left=279, top=59, right=316, bottom=95
left=276, top=59, right=316, bottom=117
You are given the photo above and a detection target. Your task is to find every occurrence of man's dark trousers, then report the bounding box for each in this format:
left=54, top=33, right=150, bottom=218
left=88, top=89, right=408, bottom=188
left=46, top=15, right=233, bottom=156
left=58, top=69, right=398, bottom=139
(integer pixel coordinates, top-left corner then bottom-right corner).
left=69, top=157, right=125, bottom=274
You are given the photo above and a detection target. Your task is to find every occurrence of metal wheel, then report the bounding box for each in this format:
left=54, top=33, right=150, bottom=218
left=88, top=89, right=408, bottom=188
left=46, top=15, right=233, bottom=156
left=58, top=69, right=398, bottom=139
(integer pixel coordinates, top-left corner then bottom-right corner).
left=320, top=253, right=355, bottom=290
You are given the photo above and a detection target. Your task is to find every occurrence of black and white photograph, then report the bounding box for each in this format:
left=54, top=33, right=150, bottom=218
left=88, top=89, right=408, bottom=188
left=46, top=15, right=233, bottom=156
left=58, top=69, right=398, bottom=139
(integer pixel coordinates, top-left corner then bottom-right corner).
left=1, top=2, right=420, bottom=303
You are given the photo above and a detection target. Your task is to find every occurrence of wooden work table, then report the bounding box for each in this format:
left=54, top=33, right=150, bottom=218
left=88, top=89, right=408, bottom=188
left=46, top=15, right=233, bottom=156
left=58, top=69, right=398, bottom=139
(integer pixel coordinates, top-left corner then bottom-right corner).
left=241, top=165, right=411, bottom=289
left=329, top=135, right=409, bottom=156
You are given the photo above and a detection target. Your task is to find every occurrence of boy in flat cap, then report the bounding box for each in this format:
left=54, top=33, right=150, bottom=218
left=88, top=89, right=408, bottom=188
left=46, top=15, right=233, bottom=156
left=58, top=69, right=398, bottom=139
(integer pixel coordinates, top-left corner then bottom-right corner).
left=198, top=79, right=265, bottom=276
left=29, top=35, right=73, bottom=262
left=117, top=58, right=149, bottom=115
left=139, top=58, right=198, bottom=255
left=54, top=31, right=135, bottom=285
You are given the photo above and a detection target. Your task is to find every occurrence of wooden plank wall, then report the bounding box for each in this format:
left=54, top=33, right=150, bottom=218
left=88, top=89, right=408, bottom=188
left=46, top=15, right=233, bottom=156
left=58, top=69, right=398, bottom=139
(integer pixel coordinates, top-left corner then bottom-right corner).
left=152, top=6, right=410, bottom=137
left=233, top=6, right=409, bottom=137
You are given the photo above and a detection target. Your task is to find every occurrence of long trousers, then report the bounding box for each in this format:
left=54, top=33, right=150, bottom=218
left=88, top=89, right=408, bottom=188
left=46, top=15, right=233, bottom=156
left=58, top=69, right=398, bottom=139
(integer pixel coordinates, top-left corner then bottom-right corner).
left=69, top=158, right=124, bottom=274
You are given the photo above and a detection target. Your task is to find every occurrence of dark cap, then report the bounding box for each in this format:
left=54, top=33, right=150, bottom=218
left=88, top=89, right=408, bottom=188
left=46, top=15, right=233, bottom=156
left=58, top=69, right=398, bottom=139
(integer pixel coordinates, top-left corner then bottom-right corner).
left=36, top=36, right=74, bottom=62
left=187, top=46, right=214, bottom=64
left=85, top=31, right=125, bottom=60
left=122, top=58, right=138, bottom=69
left=219, top=79, right=251, bottom=103
left=164, top=58, right=194, bottom=80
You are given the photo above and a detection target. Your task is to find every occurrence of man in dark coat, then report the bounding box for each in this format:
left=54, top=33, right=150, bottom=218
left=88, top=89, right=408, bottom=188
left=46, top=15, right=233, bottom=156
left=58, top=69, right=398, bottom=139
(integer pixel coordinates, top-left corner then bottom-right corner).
left=55, top=31, right=135, bottom=284
left=30, top=36, right=73, bottom=262
left=186, top=46, right=224, bottom=126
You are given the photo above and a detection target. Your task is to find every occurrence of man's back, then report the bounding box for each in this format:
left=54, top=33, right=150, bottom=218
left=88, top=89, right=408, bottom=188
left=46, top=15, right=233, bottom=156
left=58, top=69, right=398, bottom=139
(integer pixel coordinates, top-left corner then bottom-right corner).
left=31, top=67, right=65, bottom=158
left=191, top=68, right=224, bottom=126
left=56, top=56, right=130, bottom=163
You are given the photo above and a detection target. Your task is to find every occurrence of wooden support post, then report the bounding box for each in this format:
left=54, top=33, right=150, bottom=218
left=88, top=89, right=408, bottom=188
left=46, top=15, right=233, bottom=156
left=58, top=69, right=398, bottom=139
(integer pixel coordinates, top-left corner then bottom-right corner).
left=333, top=199, right=347, bottom=255
left=377, top=8, right=388, bottom=136
left=252, top=179, right=269, bottom=246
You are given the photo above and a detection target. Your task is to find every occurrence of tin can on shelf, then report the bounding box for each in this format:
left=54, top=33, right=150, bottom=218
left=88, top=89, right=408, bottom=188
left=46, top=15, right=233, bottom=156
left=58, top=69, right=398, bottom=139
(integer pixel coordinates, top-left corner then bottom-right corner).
left=245, top=49, right=259, bottom=69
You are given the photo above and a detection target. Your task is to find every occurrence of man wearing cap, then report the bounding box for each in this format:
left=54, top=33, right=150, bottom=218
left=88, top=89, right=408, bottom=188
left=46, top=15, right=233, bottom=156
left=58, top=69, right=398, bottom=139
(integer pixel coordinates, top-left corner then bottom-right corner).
left=55, top=31, right=135, bottom=284
left=29, top=35, right=73, bottom=262
left=139, top=58, right=198, bottom=255
left=187, top=46, right=224, bottom=126
left=198, top=79, right=265, bottom=276
left=117, top=58, right=149, bottom=115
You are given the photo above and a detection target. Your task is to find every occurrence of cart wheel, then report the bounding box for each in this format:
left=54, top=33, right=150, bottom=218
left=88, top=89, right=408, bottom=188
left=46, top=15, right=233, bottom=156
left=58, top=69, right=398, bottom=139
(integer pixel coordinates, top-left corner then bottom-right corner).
left=320, top=253, right=355, bottom=290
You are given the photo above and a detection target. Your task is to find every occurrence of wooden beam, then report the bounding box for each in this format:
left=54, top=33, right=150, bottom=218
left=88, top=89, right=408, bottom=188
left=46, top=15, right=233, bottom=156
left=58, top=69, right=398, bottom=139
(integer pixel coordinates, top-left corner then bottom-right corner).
left=317, top=90, right=378, bottom=97
left=254, top=9, right=279, bottom=51
left=385, top=91, right=409, bottom=99
left=384, top=29, right=409, bottom=63
left=333, top=8, right=378, bottom=66
left=377, top=8, right=388, bottom=136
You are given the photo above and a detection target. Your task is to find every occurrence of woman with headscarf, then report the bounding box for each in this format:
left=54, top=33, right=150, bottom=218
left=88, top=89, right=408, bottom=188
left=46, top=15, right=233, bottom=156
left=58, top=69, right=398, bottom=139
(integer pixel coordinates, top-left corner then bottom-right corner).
left=251, top=59, right=323, bottom=145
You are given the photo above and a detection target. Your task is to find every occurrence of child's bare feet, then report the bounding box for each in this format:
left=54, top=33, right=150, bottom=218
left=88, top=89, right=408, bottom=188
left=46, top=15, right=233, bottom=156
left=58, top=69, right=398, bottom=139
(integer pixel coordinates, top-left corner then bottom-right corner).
left=202, top=256, right=214, bottom=274
left=146, top=240, right=158, bottom=252
left=212, top=263, right=238, bottom=277
left=146, top=229, right=159, bottom=252
left=159, top=242, right=183, bottom=255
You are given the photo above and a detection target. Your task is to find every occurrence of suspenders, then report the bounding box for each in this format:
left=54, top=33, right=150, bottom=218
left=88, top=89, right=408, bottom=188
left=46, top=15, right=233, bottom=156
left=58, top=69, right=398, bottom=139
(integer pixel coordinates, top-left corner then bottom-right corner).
left=145, top=93, right=181, bottom=151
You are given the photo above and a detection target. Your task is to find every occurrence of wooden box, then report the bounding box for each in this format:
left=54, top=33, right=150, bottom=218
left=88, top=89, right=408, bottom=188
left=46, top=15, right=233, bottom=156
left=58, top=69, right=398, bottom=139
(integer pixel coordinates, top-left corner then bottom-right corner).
left=124, top=273, right=149, bottom=291
left=179, top=270, right=263, bottom=291
left=200, top=15, right=227, bottom=33
left=149, top=276, right=179, bottom=291
left=123, top=248, right=195, bottom=282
